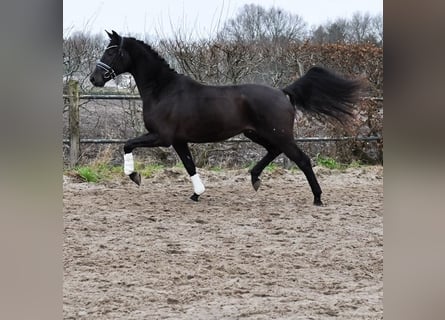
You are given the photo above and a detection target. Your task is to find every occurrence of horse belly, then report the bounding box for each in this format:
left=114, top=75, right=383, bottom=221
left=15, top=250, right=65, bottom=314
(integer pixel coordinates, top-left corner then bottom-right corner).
left=185, top=122, right=244, bottom=143
left=173, top=92, right=253, bottom=143
left=179, top=109, right=248, bottom=143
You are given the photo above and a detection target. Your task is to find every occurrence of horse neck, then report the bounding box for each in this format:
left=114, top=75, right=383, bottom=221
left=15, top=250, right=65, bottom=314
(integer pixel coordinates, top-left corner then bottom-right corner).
left=126, top=41, right=177, bottom=99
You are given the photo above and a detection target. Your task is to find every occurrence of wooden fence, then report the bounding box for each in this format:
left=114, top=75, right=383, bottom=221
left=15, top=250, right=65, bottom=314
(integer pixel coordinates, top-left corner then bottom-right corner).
left=63, top=81, right=382, bottom=167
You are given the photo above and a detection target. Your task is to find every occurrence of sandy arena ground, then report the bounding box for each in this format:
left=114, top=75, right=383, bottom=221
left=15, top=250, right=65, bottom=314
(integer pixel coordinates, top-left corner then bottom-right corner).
left=63, top=166, right=383, bottom=319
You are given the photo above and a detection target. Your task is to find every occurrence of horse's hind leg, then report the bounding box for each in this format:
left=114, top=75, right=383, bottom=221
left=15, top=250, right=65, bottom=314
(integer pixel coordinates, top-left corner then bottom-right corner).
left=244, top=131, right=281, bottom=191
left=250, top=150, right=281, bottom=191
left=173, top=142, right=205, bottom=201
left=280, top=141, right=323, bottom=206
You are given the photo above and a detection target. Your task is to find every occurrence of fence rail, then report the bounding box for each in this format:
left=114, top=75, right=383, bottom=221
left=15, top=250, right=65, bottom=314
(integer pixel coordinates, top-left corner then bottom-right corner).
left=62, top=136, right=382, bottom=145
left=63, top=94, right=383, bottom=101
left=71, top=94, right=141, bottom=100
left=64, top=82, right=383, bottom=167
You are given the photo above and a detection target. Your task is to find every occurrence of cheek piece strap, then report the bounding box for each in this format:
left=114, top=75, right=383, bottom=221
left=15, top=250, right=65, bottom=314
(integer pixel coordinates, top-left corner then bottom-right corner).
left=96, top=61, right=117, bottom=80
left=95, top=37, right=124, bottom=80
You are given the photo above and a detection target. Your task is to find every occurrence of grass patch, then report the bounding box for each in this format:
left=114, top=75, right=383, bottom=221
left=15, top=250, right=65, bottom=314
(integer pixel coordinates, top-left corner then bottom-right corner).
left=348, top=159, right=363, bottom=168
left=67, top=156, right=366, bottom=184
left=174, top=162, right=185, bottom=169
left=244, top=162, right=280, bottom=173
left=70, top=162, right=165, bottom=182
left=315, top=154, right=344, bottom=170
left=245, top=161, right=256, bottom=171
left=69, top=146, right=121, bottom=182
left=74, top=166, right=102, bottom=183
left=137, top=163, right=165, bottom=178
left=72, top=162, right=123, bottom=182
left=315, top=155, right=364, bottom=170
left=209, top=165, right=223, bottom=172
left=265, top=162, right=280, bottom=172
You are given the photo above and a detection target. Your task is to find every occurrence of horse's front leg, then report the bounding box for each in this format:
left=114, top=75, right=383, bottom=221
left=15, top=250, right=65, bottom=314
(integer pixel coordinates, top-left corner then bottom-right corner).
left=173, top=142, right=205, bottom=201
left=123, top=133, right=168, bottom=185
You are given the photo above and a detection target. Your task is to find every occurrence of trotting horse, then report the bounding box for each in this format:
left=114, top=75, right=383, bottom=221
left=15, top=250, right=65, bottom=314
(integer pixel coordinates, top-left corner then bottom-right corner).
left=90, top=31, right=363, bottom=205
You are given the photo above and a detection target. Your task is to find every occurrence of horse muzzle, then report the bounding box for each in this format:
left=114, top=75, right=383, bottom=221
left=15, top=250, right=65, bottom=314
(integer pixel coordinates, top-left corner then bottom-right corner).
left=90, top=68, right=107, bottom=87
left=90, top=61, right=117, bottom=87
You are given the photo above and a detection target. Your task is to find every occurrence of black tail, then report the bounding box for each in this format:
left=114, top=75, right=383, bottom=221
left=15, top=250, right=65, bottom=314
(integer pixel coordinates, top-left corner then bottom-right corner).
left=282, top=66, right=364, bottom=124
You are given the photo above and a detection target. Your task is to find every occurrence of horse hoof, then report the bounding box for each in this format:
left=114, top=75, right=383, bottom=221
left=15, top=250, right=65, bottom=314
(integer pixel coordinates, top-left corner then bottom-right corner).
left=252, top=179, right=261, bottom=191
left=314, top=199, right=323, bottom=206
left=190, top=193, right=200, bottom=202
left=129, top=172, right=141, bottom=186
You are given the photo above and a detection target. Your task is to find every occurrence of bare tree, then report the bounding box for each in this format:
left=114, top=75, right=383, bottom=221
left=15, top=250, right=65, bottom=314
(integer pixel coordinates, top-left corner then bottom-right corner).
left=63, top=32, right=106, bottom=91
left=311, top=25, right=327, bottom=44
left=218, top=4, right=307, bottom=43
left=310, top=12, right=382, bottom=46
left=348, top=12, right=375, bottom=43
left=326, top=18, right=349, bottom=43
left=371, top=14, right=383, bottom=45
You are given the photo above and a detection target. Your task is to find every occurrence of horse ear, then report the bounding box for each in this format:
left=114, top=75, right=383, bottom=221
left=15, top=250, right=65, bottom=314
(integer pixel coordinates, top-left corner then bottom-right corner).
left=112, top=30, right=120, bottom=38
left=105, top=30, right=113, bottom=39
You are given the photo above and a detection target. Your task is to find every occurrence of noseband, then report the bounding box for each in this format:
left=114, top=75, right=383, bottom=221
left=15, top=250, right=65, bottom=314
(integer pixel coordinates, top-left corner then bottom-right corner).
left=96, top=38, right=124, bottom=80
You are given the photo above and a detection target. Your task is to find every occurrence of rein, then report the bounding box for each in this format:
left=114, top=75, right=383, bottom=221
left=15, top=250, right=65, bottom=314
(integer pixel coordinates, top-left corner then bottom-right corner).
left=96, top=37, right=124, bottom=80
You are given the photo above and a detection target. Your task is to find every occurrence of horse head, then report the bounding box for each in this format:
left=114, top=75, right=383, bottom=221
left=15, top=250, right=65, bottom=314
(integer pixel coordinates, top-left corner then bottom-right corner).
left=90, top=30, right=130, bottom=87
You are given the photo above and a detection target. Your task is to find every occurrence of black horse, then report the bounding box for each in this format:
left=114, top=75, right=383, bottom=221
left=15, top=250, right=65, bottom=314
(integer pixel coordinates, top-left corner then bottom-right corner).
left=90, top=31, right=363, bottom=205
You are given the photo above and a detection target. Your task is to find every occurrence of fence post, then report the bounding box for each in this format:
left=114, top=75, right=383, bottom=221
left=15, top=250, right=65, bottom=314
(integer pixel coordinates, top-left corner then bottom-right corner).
left=68, top=80, right=80, bottom=167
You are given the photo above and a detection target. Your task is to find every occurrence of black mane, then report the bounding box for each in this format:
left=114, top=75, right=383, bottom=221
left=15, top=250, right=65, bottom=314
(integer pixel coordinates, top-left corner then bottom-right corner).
left=125, top=37, right=177, bottom=74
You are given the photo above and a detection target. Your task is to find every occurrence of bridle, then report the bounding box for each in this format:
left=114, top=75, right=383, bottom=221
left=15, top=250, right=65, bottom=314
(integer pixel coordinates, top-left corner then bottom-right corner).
left=96, top=37, right=124, bottom=80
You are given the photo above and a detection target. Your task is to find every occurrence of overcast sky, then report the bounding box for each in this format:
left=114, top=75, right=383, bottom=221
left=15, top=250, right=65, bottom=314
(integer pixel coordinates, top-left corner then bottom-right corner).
left=63, top=0, right=383, bottom=39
